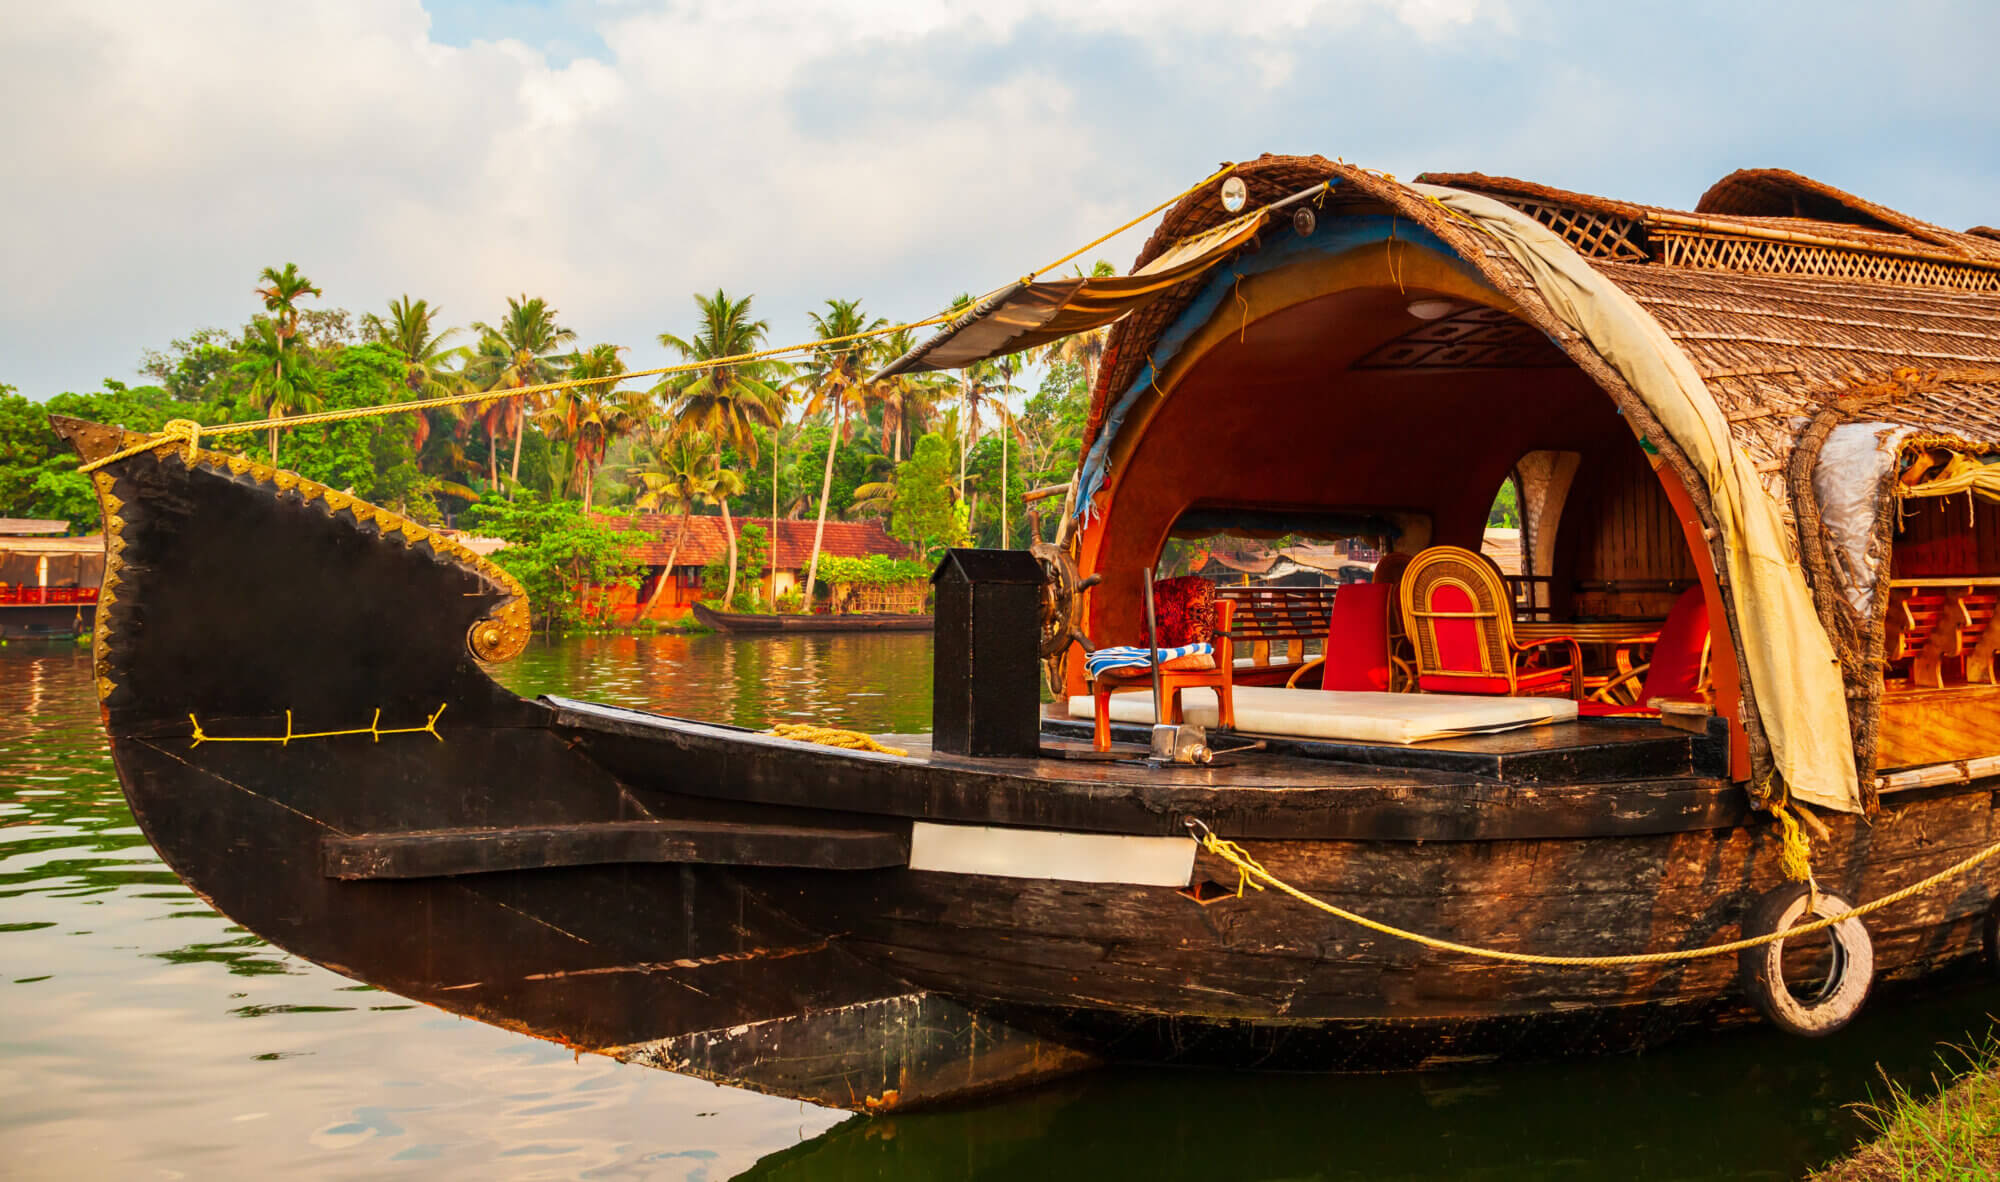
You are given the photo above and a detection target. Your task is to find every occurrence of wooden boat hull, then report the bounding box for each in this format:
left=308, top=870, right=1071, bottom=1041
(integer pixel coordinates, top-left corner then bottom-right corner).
left=0, top=602, right=94, bottom=639
left=53, top=418, right=2000, bottom=1113
left=690, top=601, right=933, bottom=632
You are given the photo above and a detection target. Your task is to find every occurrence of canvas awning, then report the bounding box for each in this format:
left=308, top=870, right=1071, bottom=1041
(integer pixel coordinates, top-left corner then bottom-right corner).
left=874, top=211, right=1271, bottom=379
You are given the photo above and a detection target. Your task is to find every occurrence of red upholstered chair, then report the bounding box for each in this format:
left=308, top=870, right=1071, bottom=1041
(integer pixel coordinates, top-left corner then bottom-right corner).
left=1090, top=576, right=1236, bottom=751
left=1285, top=582, right=1393, bottom=692
left=1399, top=546, right=1581, bottom=698
left=1579, top=586, right=1711, bottom=717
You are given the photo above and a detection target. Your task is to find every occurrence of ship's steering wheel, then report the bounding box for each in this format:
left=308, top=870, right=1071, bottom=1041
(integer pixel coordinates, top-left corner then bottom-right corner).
left=1027, top=508, right=1098, bottom=697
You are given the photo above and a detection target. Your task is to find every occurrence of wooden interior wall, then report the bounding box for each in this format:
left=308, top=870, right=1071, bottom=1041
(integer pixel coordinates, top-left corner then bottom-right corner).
left=1557, top=443, right=1699, bottom=620
left=1892, top=495, right=2000, bottom=576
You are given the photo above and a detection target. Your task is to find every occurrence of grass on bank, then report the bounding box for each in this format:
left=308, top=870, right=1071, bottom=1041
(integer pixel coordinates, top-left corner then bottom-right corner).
left=1813, top=1030, right=2000, bottom=1181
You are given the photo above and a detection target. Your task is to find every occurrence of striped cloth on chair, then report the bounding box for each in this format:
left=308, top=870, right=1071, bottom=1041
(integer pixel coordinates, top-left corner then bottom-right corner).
left=1084, top=643, right=1213, bottom=680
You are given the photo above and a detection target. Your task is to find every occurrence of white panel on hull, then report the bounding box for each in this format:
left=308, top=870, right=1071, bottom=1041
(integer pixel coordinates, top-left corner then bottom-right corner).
left=908, top=821, right=1196, bottom=887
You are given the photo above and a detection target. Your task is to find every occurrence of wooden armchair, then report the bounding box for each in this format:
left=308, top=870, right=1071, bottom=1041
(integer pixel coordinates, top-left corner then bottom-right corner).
left=1089, top=577, right=1236, bottom=751
left=1399, top=545, right=1581, bottom=698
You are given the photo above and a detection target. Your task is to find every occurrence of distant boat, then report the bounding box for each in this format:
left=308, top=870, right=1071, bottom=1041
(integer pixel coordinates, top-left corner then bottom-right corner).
left=690, top=601, right=932, bottom=633
left=0, top=525, right=101, bottom=639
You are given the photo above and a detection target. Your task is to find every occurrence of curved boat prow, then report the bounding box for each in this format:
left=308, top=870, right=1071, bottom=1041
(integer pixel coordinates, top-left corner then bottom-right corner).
left=52, top=416, right=1090, bottom=1112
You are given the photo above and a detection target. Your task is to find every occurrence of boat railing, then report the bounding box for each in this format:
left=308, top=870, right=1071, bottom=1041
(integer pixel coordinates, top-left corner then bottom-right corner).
left=0, top=586, right=99, bottom=606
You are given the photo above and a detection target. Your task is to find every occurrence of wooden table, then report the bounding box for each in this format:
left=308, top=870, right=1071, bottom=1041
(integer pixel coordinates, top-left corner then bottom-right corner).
left=1514, top=620, right=1663, bottom=648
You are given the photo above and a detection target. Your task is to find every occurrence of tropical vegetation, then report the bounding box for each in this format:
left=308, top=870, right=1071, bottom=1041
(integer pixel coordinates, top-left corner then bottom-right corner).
left=1, top=257, right=1112, bottom=624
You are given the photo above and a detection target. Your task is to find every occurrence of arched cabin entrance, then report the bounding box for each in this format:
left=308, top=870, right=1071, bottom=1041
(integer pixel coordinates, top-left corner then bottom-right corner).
left=1067, top=239, right=1748, bottom=775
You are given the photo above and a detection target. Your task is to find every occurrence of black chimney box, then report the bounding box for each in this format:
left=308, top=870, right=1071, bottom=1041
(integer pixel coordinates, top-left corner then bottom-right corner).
left=930, top=549, right=1042, bottom=757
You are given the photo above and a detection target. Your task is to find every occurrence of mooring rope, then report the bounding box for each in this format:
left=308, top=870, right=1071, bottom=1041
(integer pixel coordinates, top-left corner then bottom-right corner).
left=80, top=163, right=1244, bottom=475
left=1186, top=819, right=2000, bottom=968
left=764, top=723, right=907, bottom=757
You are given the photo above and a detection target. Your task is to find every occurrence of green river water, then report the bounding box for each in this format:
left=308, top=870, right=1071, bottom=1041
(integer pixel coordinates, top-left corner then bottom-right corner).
left=3, top=633, right=1994, bottom=1179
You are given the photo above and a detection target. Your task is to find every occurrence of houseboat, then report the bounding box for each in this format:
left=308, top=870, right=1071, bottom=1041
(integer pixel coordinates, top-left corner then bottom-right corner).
left=0, top=518, right=101, bottom=640
left=55, top=155, right=2000, bottom=1113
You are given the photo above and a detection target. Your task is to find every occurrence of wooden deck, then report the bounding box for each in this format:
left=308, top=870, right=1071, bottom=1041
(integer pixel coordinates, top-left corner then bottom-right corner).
left=550, top=697, right=1749, bottom=842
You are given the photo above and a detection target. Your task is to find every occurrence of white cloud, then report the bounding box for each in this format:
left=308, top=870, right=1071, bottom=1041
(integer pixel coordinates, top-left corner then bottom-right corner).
left=1, top=0, right=1992, bottom=402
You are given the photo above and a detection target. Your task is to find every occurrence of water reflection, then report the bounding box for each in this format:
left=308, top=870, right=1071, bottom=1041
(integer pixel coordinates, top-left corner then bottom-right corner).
left=4, top=635, right=1995, bottom=1179
left=498, top=632, right=935, bottom=733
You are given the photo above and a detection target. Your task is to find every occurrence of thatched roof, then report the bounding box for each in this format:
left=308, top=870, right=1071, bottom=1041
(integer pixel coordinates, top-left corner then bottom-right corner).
left=1087, top=154, right=2000, bottom=523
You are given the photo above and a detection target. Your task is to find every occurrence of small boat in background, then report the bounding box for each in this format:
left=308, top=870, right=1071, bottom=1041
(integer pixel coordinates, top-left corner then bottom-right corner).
left=689, top=601, right=932, bottom=633
left=0, top=519, right=100, bottom=640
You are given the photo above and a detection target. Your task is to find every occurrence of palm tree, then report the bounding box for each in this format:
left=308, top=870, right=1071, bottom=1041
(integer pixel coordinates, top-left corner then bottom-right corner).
left=993, top=349, right=1034, bottom=547
left=365, top=295, right=462, bottom=453
left=847, top=479, right=896, bottom=520
left=234, top=316, right=321, bottom=463
left=241, top=263, right=324, bottom=462
left=629, top=429, right=737, bottom=620
left=874, top=327, right=928, bottom=462
left=472, top=295, right=575, bottom=496
left=798, top=298, right=886, bottom=606
left=461, top=332, right=515, bottom=490
left=955, top=359, right=1000, bottom=531
left=255, top=263, right=321, bottom=336
left=656, top=290, right=784, bottom=608
left=545, top=343, right=639, bottom=509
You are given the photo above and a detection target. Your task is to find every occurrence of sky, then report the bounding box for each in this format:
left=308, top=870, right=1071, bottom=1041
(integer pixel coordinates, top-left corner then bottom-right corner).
left=3, top=0, right=1996, bottom=401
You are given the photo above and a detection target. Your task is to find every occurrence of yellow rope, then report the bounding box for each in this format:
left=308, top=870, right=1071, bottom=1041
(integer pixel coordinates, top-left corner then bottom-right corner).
left=80, top=168, right=1243, bottom=472
left=188, top=704, right=447, bottom=748
left=79, top=418, right=203, bottom=475
left=83, top=314, right=961, bottom=473
left=1770, top=801, right=1815, bottom=884
left=1019, top=162, right=1236, bottom=285
left=765, top=723, right=906, bottom=757
left=1188, top=821, right=2000, bottom=968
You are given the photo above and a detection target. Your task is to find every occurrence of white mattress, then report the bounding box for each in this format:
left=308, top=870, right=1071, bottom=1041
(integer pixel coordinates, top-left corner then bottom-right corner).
left=1066, top=686, right=1578, bottom=745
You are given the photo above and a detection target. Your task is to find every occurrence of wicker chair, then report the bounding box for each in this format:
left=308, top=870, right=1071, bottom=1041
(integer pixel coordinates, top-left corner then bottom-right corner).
left=1371, top=552, right=1416, bottom=691
left=1399, top=545, right=1581, bottom=698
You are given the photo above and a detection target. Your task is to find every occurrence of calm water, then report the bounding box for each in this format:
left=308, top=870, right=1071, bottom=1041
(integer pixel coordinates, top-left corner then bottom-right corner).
left=3, top=633, right=1995, bottom=1179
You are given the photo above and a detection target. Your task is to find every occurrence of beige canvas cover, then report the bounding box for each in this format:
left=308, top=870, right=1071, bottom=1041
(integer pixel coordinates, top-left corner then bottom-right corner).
left=876, top=211, right=1270, bottom=378
left=1415, top=184, right=1862, bottom=813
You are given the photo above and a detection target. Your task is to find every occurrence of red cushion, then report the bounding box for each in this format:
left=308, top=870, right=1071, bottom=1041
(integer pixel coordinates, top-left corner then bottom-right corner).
left=1640, top=587, right=1709, bottom=705
left=1151, top=576, right=1216, bottom=648
left=1419, top=672, right=1514, bottom=695
left=1429, top=583, right=1489, bottom=675
left=1322, top=583, right=1392, bottom=692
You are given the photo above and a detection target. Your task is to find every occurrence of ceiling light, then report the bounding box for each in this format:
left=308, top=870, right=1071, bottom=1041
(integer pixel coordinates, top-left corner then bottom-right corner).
left=1292, top=207, right=1317, bottom=236
left=1406, top=298, right=1455, bottom=321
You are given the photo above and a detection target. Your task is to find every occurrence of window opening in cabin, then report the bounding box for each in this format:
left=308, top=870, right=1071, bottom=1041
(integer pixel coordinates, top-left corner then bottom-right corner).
left=1153, top=507, right=1411, bottom=685
left=1484, top=467, right=1544, bottom=620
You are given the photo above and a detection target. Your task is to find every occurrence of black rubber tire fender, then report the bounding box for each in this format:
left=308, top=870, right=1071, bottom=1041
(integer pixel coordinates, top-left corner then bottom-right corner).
left=1736, top=882, right=1874, bottom=1037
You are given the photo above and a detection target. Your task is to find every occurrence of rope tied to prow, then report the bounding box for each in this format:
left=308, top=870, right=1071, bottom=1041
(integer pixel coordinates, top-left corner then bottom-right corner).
left=80, top=418, right=203, bottom=475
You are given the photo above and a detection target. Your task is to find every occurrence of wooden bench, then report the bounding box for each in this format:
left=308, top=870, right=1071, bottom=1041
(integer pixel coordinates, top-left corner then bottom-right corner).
left=1887, top=577, right=2000, bottom=688
left=1218, top=585, right=1340, bottom=685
